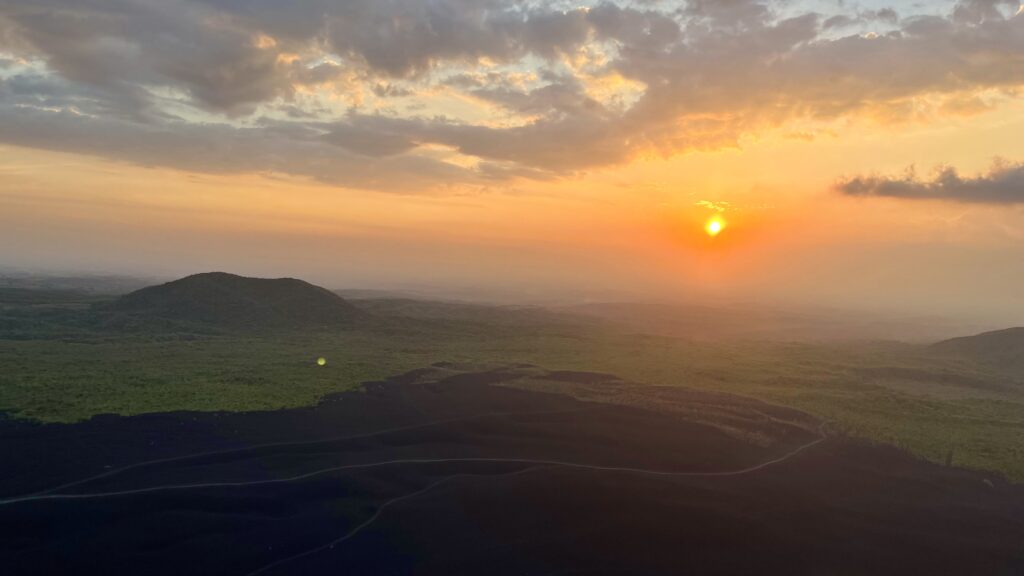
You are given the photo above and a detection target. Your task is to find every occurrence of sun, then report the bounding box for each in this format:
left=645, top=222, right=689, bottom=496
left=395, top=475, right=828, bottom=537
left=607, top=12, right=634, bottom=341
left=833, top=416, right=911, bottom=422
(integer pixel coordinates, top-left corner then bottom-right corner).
left=705, top=217, right=726, bottom=237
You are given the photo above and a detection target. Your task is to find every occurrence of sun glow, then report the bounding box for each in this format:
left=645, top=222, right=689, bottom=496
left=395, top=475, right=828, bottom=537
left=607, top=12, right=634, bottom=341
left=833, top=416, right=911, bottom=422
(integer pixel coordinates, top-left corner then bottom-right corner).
left=705, top=217, right=726, bottom=237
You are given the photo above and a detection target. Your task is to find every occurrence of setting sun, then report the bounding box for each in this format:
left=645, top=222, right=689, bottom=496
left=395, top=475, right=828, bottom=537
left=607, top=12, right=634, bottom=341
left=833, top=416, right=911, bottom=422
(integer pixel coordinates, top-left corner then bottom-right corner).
left=705, top=218, right=726, bottom=237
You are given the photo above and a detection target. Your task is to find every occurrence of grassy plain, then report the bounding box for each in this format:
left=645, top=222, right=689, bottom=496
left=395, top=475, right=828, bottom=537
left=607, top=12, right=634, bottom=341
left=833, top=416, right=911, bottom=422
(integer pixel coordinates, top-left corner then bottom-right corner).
left=1, top=292, right=1022, bottom=480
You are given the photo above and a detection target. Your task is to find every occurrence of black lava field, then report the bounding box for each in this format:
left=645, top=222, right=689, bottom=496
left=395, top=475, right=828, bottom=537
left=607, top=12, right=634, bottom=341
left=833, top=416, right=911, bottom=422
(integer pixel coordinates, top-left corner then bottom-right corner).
left=2, top=368, right=1023, bottom=575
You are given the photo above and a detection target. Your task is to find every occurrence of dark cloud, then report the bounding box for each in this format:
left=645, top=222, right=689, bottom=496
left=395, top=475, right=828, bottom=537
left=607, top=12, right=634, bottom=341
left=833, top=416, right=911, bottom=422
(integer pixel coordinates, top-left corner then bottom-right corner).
left=823, top=8, right=900, bottom=30
left=0, top=70, right=162, bottom=122
left=0, top=1, right=294, bottom=115
left=0, top=100, right=483, bottom=191
left=371, top=83, right=414, bottom=98
left=321, top=114, right=427, bottom=157
left=683, top=0, right=774, bottom=30
left=0, top=0, right=1023, bottom=190
left=201, top=0, right=593, bottom=77
left=952, top=0, right=1021, bottom=25
left=836, top=161, right=1024, bottom=203
left=586, top=3, right=680, bottom=50
left=466, top=75, right=603, bottom=118
left=872, top=8, right=901, bottom=24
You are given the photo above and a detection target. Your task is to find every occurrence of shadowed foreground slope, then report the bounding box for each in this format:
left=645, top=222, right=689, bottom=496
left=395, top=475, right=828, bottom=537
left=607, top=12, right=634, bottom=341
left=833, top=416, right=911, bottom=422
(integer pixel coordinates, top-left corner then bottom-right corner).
left=1, top=367, right=1021, bottom=576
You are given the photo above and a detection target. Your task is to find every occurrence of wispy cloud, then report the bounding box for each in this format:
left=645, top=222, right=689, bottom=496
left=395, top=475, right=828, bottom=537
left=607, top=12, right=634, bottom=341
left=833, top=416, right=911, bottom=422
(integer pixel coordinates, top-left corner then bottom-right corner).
left=696, top=200, right=731, bottom=212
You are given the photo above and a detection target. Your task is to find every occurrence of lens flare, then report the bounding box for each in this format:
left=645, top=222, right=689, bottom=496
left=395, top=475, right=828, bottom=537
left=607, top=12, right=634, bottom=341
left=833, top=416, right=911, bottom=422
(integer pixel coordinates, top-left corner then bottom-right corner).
left=317, top=357, right=327, bottom=366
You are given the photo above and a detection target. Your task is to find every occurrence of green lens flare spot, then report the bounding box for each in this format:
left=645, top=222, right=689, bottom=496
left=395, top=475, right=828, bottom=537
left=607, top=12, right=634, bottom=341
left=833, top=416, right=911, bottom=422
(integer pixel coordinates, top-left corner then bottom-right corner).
left=317, top=357, right=327, bottom=366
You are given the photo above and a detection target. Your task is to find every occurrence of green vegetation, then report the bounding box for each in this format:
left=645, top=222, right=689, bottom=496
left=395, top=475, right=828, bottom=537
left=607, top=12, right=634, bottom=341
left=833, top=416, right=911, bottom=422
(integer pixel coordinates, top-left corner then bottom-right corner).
left=519, top=335, right=1024, bottom=481
left=1, top=289, right=1022, bottom=481
left=0, top=334, right=416, bottom=421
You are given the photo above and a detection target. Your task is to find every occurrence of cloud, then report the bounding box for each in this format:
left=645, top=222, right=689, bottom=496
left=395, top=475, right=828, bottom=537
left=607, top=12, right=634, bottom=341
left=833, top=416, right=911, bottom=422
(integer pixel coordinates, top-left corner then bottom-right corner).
left=464, top=74, right=603, bottom=118
left=0, top=1, right=296, bottom=116
left=0, top=102, right=485, bottom=192
left=696, top=200, right=731, bottom=212
left=822, top=8, right=900, bottom=30
left=836, top=160, right=1024, bottom=203
left=1, top=0, right=1024, bottom=191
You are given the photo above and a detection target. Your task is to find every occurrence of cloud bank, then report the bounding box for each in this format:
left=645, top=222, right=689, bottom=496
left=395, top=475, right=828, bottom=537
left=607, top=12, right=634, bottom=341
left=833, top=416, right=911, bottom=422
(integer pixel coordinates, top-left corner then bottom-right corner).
left=836, top=160, right=1024, bottom=203
left=1, top=0, right=1023, bottom=190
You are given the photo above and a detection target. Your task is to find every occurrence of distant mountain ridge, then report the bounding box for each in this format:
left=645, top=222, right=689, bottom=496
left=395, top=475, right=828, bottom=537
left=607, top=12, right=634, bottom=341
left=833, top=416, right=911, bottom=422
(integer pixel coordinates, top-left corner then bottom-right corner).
left=932, top=327, right=1024, bottom=374
left=105, top=272, right=363, bottom=329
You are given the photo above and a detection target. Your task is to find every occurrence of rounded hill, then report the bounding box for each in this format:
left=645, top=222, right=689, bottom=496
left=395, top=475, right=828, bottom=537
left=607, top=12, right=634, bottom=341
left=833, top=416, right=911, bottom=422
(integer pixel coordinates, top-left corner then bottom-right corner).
left=106, top=272, right=363, bottom=329
left=932, top=327, right=1024, bottom=374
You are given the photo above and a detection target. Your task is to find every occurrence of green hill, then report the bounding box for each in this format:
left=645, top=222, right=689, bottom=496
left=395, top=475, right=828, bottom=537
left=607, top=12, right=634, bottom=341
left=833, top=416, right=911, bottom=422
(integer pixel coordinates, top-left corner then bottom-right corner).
left=932, top=327, right=1024, bottom=375
left=104, top=272, right=364, bottom=330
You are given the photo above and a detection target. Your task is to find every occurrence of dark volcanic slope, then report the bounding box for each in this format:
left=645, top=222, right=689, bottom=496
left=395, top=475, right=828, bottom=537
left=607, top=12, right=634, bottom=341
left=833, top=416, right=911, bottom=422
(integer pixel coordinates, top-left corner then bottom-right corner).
left=933, top=327, right=1024, bottom=374
left=1, top=369, right=1022, bottom=576
left=104, top=272, right=362, bottom=329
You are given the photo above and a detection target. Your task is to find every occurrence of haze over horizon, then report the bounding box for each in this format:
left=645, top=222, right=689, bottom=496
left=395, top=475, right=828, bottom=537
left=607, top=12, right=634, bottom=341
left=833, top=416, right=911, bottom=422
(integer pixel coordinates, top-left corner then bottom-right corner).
left=3, top=0, right=1024, bottom=322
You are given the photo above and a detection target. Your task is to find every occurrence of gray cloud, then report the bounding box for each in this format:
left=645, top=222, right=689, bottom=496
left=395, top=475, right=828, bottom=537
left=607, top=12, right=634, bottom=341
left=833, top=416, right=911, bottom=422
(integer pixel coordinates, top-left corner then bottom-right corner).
left=1, top=0, right=1023, bottom=190
left=836, top=161, right=1024, bottom=203
left=0, top=1, right=293, bottom=116
left=953, top=0, right=1021, bottom=24
left=823, top=8, right=900, bottom=30
left=196, top=0, right=594, bottom=78
left=0, top=101, right=483, bottom=191
left=466, top=74, right=603, bottom=117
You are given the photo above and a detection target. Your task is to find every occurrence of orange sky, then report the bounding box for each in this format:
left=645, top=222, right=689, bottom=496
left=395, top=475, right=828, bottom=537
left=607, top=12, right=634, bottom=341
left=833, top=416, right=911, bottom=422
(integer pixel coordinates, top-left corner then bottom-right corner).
left=1, top=0, right=1023, bottom=320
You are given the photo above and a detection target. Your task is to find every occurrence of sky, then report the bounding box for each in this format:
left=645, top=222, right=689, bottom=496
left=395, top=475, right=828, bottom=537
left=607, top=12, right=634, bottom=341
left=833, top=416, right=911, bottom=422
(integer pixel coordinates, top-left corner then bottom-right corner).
left=1, top=0, right=1023, bottom=320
